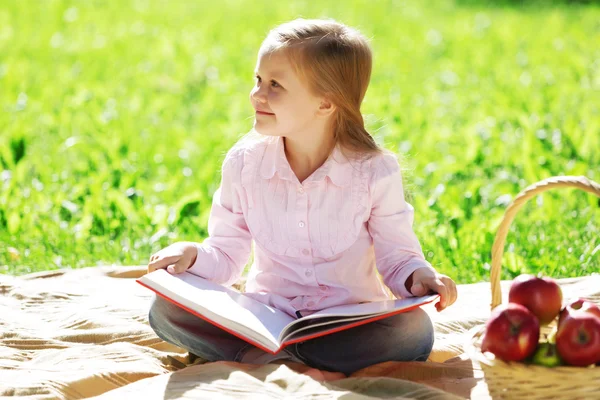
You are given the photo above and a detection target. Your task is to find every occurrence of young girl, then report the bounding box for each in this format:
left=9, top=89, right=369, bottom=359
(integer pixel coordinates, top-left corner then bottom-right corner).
left=147, top=18, right=457, bottom=377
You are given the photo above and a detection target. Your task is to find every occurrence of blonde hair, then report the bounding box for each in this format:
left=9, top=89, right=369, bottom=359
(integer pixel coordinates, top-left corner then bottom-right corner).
left=259, top=18, right=382, bottom=158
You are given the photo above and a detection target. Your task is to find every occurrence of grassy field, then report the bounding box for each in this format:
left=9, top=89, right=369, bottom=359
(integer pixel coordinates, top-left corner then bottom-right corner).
left=1, top=0, right=599, bottom=284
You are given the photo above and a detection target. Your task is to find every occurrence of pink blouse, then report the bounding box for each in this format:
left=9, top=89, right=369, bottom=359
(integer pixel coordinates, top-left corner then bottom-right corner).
left=188, top=135, right=436, bottom=317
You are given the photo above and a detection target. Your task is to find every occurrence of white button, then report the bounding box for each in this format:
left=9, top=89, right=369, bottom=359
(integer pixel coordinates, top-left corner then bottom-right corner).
left=306, top=301, right=315, bottom=308
left=298, top=221, right=305, bottom=228
left=305, top=269, right=312, bottom=277
left=298, top=186, right=304, bottom=193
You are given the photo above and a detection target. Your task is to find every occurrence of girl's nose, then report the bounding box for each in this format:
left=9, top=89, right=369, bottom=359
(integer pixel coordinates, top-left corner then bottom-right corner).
left=250, top=85, right=267, bottom=103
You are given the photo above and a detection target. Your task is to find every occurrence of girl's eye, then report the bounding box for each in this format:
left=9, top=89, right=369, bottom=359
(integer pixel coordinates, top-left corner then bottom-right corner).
left=255, top=76, right=281, bottom=88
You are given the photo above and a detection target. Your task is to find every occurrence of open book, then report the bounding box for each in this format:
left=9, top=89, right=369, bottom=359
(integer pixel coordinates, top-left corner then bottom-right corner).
left=137, top=269, right=439, bottom=354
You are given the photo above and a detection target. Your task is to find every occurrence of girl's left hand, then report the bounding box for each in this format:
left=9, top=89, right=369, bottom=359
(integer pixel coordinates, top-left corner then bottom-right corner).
left=407, top=267, right=457, bottom=312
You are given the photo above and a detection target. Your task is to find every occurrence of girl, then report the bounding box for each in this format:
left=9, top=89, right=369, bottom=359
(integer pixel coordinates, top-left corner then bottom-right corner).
left=147, top=18, right=457, bottom=377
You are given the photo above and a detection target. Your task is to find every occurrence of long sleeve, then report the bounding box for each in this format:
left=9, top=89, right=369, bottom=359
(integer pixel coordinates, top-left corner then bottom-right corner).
left=367, top=153, right=436, bottom=298
left=187, top=151, right=252, bottom=286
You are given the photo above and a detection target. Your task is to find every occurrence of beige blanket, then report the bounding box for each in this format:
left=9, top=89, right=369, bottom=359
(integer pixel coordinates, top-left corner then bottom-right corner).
left=1, top=266, right=598, bottom=399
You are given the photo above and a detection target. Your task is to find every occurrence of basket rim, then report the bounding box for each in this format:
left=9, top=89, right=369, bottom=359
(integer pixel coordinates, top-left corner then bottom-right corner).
left=489, top=176, right=600, bottom=309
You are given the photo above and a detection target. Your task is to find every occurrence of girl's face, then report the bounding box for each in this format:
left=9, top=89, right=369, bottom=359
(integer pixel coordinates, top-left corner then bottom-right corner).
left=249, top=50, right=328, bottom=139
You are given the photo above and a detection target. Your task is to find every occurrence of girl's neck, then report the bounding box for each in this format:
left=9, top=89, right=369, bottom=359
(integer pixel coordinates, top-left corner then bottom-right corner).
left=283, top=136, right=336, bottom=184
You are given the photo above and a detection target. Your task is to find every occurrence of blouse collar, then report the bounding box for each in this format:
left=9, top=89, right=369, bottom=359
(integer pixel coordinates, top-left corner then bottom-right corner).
left=259, top=136, right=352, bottom=187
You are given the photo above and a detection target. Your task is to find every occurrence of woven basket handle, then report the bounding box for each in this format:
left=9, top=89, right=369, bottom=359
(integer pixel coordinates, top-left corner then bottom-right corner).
left=490, top=175, right=600, bottom=310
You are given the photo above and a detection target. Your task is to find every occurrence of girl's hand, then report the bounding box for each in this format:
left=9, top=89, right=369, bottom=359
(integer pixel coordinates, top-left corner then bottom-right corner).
left=147, top=241, right=198, bottom=274
left=406, top=267, right=457, bottom=312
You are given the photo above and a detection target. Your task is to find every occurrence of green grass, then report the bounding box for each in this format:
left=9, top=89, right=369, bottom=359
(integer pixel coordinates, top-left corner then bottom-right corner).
left=1, top=0, right=599, bottom=284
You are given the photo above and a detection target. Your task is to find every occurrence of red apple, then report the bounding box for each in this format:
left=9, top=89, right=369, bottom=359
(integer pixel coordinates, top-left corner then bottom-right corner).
left=559, top=298, right=600, bottom=326
left=556, top=311, right=600, bottom=367
left=508, top=274, right=563, bottom=325
left=481, top=303, right=540, bottom=362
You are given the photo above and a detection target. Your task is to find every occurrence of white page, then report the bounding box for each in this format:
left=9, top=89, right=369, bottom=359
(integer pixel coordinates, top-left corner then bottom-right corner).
left=282, top=313, right=387, bottom=343
left=299, top=294, right=439, bottom=321
left=140, top=270, right=295, bottom=350
left=279, top=294, right=439, bottom=340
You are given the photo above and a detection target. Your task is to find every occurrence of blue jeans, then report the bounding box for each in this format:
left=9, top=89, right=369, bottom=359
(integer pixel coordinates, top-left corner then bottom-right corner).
left=148, top=294, right=434, bottom=376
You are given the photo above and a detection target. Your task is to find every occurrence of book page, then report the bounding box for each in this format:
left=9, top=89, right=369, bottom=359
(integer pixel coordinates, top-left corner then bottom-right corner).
left=139, top=270, right=295, bottom=352
left=280, top=294, right=438, bottom=340
left=283, top=314, right=381, bottom=342
left=304, top=294, right=439, bottom=320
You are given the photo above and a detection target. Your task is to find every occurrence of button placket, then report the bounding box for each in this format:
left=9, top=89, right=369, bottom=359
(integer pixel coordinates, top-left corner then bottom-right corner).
left=295, top=182, right=311, bottom=258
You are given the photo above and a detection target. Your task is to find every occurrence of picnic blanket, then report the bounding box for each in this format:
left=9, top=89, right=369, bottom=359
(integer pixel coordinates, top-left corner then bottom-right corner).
left=1, top=266, right=598, bottom=400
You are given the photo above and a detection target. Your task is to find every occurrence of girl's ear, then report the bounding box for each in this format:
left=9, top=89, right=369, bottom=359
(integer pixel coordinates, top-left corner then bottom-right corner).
left=317, top=98, right=337, bottom=117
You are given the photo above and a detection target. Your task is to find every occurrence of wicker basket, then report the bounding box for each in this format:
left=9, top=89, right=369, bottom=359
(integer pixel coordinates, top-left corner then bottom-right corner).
left=464, top=175, right=600, bottom=399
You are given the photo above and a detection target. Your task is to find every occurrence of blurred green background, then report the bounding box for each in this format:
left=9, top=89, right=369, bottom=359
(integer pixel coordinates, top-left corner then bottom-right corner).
left=1, top=0, right=599, bottom=283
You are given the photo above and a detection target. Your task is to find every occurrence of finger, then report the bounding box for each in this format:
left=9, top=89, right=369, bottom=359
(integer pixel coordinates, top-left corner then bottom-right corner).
left=447, top=280, right=458, bottom=307
left=424, top=279, right=448, bottom=310
left=147, top=262, right=159, bottom=273
left=148, top=255, right=180, bottom=272
left=425, top=278, right=446, bottom=297
left=167, top=258, right=189, bottom=274
left=147, top=255, right=159, bottom=272
left=148, top=263, right=166, bottom=273
left=439, top=277, right=457, bottom=307
left=410, top=282, right=428, bottom=296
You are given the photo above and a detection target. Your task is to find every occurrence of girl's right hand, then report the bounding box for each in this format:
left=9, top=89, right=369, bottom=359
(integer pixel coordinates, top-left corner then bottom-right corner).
left=147, top=241, right=198, bottom=274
